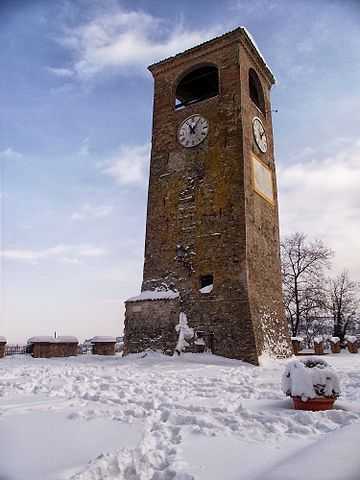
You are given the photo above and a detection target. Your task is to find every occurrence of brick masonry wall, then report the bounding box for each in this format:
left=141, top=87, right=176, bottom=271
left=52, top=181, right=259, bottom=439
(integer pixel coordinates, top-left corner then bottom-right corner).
left=31, top=342, right=78, bottom=358
left=124, top=299, right=180, bottom=355
left=238, top=42, right=292, bottom=359
left=92, top=343, right=116, bottom=355
left=124, top=29, right=292, bottom=364
left=0, top=343, right=5, bottom=358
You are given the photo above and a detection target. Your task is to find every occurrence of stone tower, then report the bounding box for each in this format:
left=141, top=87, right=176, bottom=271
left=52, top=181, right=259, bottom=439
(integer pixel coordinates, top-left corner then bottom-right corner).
left=124, top=27, right=291, bottom=364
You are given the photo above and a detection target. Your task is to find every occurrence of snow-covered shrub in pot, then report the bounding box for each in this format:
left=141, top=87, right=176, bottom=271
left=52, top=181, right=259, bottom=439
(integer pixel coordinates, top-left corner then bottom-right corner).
left=282, top=358, right=341, bottom=411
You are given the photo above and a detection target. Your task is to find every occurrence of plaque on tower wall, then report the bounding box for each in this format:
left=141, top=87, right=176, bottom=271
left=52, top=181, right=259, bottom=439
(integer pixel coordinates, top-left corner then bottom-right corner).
left=252, top=154, right=274, bottom=205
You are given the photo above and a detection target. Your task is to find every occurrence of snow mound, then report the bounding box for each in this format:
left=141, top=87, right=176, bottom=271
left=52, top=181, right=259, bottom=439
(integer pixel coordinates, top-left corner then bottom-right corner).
left=175, top=312, right=194, bottom=354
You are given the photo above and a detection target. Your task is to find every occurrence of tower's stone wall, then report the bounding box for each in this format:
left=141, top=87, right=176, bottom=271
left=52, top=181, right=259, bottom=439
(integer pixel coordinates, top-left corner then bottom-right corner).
left=124, top=28, right=292, bottom=364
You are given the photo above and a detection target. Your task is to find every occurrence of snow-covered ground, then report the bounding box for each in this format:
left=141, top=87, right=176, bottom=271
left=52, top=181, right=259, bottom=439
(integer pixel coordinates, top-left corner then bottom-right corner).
left=1, top=352, right=360, bottom=479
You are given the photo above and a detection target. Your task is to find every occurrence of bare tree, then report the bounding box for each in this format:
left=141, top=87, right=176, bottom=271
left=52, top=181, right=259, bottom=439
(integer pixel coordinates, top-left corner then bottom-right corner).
left=327, top=270, right=360, bottom=343
left=281, top=232, right=333, bottom=339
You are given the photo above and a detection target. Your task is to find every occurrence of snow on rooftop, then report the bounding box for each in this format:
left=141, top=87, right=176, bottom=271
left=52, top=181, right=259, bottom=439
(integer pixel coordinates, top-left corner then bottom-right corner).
left=126, top=290, right=179, bottom=302
left=56, top=336, right=79, bottom=343
left=28, top=336, right=54, bottom=343
left=28, top=336, right=78, bottom=344
left=91, top=336, right=116, bottom=343
left=0, top=336, right=7, bottom=343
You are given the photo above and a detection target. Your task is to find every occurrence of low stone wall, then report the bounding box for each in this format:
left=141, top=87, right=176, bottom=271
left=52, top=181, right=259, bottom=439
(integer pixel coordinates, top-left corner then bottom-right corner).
left=31, top=341, right=78, bottom=358
left=124, top=298, right=180, bottom=355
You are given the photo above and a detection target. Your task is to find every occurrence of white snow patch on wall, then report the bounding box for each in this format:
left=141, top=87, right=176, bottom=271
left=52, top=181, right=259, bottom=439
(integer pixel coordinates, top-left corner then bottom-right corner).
left=199, top=284, right=213, bottom=294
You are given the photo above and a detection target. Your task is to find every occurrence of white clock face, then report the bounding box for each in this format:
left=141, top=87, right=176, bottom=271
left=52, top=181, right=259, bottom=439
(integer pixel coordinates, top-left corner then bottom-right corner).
left=178, top=115, right=209, bottom=148
left=252, top=117, right=267, bottom=153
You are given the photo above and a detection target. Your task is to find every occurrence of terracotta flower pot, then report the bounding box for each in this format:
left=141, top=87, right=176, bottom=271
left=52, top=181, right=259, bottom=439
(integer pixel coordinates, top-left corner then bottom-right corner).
left=292, top=396, right=335, bottom=411
left=314, top=342, right=324, bottom=355
left=347, top=343, right=358, bottom=354
left=330, top=343, right=341, bottom=354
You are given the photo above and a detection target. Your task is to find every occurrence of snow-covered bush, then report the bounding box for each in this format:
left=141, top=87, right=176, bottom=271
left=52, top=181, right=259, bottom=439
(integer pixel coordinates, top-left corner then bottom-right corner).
left=345, top=335, right=357, bottom=344
left=329, top=337, right=340, bottom=344
left=174, top=312, right=194, bottom=355
left=282, top=358, right=341, bottom=401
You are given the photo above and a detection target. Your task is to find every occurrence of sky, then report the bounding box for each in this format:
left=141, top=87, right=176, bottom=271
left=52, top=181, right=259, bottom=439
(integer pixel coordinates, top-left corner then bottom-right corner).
left=1, top=0, right=360, bottom=342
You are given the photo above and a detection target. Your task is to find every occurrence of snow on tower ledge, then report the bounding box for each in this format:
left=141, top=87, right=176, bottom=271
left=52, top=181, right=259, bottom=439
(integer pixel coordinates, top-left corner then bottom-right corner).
left=148, top=26, right=276, bottom=84
left=126, top=290, right=180, bottom=303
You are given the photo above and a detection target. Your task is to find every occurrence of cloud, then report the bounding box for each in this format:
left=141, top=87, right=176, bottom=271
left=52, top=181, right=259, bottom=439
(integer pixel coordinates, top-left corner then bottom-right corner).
left=71, top=204, right=113, bottom=221
left=278, top=140, right=360, bottom=279
left=1, top=244, right=108, bottom=264
left=0, top=148, right=22, bottom=160
left=57, top=8, right=221, bottom=78
left=101, top=143, right=150, bottom=186
left=47, top=67, right=74, bottom=78
left=231, top=0, right=280, bottom=14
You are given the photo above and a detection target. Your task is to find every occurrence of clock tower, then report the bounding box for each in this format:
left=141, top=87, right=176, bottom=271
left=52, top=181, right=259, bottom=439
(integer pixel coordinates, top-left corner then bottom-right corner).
left=124, top=27, right=291, bottom=364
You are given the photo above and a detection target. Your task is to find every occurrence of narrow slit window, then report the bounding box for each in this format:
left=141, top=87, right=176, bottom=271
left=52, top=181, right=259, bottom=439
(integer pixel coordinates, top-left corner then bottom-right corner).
left=249, top=68, right=265, bottom=114
left=175, top=65, right=219, bottom=109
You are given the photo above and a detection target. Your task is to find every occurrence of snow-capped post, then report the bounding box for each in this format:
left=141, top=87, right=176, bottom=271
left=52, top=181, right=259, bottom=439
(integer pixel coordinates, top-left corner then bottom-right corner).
left=329, top=337, right=341, bottom=354
left=345, top=336, right=358, bottom=354
left=313, top=336, right=324, bottom=355
left=175, top=312, right=194, bottom=355
left=291, top=336, right=303, bottom=355
left=0, top=337, right=7, bottom=359
left=282, top=358, right=341, bottom=411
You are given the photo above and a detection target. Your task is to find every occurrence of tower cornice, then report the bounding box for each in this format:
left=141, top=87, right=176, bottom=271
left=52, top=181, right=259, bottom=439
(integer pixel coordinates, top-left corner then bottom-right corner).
left=148, top=27, right=275, bottom=86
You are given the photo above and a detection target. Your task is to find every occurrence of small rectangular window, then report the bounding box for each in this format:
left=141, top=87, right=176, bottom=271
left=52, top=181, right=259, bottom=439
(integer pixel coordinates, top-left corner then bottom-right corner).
left=200, top=274, right=213, bottom=289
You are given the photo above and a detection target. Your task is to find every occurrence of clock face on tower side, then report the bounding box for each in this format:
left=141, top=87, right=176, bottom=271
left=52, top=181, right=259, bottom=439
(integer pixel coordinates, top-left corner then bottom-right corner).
left=252, top=117, right=267, bottom=153
left=178, top=114, right=209, bottom=148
